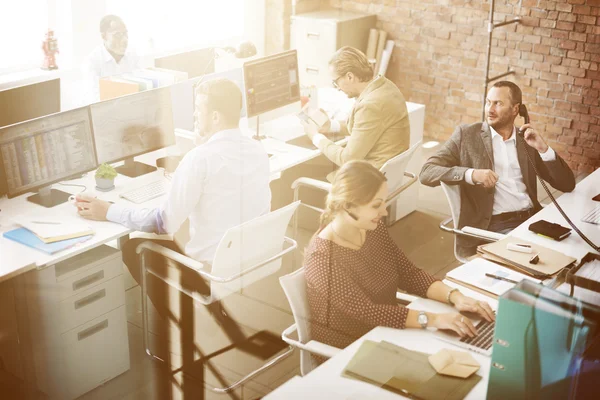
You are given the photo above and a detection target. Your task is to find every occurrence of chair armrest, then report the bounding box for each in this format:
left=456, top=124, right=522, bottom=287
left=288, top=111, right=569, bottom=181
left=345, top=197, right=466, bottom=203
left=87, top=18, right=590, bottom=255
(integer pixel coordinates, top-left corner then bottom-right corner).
left=137, top=237, right=298, bottom=283
left=136, top=241, right=205, bottom=270
left=386, top=171, right=418, bottom=205
left=291, top=177, right=332, bottom=193
left=439, top=219, right=505, bottom=242
left=396, top=291, right=418, bottom=305
left=462, top=226, right=505, bottom=241
left=282, top=324, right=341, bottom=359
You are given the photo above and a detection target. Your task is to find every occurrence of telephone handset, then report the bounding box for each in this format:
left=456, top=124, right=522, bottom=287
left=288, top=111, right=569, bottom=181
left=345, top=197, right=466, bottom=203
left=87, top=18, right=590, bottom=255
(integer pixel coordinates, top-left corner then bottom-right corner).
left=518, top=104, right=530, bottom=135
left=517, top=104, right=598, bottom=251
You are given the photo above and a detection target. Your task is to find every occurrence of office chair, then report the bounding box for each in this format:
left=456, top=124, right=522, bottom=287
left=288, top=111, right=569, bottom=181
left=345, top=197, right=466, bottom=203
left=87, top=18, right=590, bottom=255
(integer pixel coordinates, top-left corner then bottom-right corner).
left=291, top=141, right=422, bottom=242
left=279, top=268, right=417, bottom=376
left=439, top=182, right=505, bottom=263
left=136, top=201, right=300, bottom=394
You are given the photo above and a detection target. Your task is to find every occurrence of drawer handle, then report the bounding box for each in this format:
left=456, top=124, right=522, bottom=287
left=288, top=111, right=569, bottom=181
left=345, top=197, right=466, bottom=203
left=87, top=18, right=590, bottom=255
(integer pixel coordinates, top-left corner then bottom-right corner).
left=77, top=319, right=108, bottom=341
left=72, top=270, right=104, bottom=291
left=305, top=66, right=319, bottom=75
left=306, top=32, right=320, bottom=39
left=74, top=289, right=106, bottom=310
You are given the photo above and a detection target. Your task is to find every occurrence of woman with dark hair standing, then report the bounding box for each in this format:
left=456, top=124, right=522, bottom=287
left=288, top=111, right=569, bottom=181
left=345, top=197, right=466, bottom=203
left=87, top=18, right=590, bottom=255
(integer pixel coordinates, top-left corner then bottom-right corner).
left=304, top=161, right=495, bottom=361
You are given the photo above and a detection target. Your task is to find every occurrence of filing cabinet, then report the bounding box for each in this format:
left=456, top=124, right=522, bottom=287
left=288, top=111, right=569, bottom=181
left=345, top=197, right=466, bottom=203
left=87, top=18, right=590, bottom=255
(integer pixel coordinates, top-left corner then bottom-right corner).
left=291, top=9, right=376, bottom=87
left=15, top=245, right=129, bottom=399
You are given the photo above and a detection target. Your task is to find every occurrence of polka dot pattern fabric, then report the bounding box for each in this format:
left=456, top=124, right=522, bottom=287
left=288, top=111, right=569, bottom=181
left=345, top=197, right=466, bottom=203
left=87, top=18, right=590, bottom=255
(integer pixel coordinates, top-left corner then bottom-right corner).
left=305, top=221, right=439, bottom=363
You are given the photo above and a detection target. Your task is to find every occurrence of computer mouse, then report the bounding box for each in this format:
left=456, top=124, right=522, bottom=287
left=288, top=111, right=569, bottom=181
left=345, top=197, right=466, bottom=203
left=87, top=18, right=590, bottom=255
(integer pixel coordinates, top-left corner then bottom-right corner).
left=156, top=156, right=182, bottom=173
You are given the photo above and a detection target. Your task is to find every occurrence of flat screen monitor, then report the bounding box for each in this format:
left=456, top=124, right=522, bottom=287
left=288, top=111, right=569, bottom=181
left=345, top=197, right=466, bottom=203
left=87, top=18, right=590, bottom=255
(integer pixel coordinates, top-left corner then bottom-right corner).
left=243, top=50, right=300, bottom=119
left=170, top=68, right=247, bottom=132
left=0, top=79, right=61, bottom=128
left=90, top=87, right=175, bottom=177
left=0, top=107, right=96, bottom=207
left=154, top=47, right=215, bottom=78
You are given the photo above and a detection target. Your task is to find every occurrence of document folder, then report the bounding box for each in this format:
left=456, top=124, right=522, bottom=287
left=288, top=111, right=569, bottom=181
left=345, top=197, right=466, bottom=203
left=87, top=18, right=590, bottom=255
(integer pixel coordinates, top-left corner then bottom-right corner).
left=487, top=280, right=600, bottom=400
left=3, top=227, right=92, bottom=254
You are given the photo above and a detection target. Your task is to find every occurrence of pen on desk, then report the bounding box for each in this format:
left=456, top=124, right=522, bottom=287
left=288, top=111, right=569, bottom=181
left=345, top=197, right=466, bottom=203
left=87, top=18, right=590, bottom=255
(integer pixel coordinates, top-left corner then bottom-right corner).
left=485, top=273, right=519, bottom=284
left=31, top=221, right=61, bottom=225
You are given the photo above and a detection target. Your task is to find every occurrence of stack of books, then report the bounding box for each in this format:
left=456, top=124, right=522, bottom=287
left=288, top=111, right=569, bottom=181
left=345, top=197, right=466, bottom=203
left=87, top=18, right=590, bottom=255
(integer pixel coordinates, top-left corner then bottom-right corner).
left=99, top=68, right=189, bottom=101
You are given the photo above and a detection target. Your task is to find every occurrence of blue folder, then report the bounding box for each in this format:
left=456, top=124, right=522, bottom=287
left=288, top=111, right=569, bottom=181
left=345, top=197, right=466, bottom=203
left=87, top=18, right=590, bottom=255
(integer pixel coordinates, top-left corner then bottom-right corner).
left=3, top=227, right=93, bottom=255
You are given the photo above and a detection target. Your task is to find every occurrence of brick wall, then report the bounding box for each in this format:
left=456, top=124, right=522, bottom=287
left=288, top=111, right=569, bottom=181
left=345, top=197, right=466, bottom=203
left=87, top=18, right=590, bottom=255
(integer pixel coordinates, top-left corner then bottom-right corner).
left=321, top=0, right=600, bottom=172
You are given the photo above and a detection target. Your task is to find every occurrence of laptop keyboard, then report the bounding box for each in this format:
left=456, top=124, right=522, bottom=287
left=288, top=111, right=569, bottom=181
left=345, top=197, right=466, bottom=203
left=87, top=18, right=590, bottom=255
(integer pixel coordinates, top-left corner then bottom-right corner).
left=460, top=319, right=495, bottom=350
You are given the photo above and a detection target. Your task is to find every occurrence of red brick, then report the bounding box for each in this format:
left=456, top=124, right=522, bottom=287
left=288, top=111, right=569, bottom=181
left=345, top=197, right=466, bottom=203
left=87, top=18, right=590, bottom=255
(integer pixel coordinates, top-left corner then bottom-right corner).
left=569, top=32, right=587, bottom=42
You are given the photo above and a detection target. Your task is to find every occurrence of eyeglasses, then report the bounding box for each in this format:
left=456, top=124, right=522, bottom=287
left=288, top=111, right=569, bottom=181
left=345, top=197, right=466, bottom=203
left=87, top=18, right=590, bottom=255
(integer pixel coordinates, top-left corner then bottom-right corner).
left=332, top=75, right=344, bottom=89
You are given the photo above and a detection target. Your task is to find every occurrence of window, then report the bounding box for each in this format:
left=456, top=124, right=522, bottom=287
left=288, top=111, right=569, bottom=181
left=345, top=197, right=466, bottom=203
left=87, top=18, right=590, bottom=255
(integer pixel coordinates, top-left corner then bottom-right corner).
left=0, top=1, right=49, bottom=73
left=106, top=0, right=246, bottom=55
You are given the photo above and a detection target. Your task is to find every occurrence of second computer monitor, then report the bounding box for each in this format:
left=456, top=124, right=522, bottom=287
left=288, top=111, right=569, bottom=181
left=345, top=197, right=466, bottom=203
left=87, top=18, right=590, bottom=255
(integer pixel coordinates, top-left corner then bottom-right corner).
left=0, top=107, right=97, bottom=207
left=91, top=87, right=175, bottom=177
left=243, top=50, right=300, bottom=119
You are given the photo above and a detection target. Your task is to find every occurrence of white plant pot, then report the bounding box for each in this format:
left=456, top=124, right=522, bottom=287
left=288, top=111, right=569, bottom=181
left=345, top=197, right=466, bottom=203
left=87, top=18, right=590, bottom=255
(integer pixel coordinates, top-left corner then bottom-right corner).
left=95, top=177, right=115, bottom=192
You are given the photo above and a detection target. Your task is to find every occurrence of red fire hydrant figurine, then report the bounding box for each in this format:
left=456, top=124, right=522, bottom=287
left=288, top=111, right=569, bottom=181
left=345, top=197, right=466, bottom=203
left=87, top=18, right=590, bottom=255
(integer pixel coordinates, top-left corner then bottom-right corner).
left=41, top=30, right=59, bottom=70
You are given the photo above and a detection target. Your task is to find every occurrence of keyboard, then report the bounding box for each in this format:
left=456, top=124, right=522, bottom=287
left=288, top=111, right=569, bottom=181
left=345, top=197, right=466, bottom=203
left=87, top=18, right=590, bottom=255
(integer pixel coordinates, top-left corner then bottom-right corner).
left=582, top=205, right=600, bottom=225
left=120, top=181, right=167, bottom=204
left=460, top=319, right=495, bottom=351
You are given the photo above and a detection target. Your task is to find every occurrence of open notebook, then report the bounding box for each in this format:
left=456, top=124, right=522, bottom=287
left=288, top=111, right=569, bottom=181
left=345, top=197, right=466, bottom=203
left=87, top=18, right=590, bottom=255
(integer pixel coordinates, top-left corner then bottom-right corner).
left=13, top=216, right=94, bottom=243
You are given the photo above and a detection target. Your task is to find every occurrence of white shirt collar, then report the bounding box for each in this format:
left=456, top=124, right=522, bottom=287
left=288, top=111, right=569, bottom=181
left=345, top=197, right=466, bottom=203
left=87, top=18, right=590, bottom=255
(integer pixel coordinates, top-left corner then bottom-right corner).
left=490, top=125, right=517, bottom=142
left=100, top=45, right=132, bottom=65
left=206, top=128, right=242, bottom=144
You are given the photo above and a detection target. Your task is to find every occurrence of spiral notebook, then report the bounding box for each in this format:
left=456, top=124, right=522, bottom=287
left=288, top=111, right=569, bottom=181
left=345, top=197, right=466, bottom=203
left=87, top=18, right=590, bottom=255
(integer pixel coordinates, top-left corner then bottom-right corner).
left=3, top=227, right=93, bottom=254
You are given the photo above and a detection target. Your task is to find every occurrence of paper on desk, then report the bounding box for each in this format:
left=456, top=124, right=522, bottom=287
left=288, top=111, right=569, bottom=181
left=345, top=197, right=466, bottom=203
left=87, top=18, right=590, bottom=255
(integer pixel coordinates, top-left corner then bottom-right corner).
left=428, top=349, right=480, bottom=378
left=446, top=258, right=541, bottom=298
left=13, top=216, right=94, bottom=243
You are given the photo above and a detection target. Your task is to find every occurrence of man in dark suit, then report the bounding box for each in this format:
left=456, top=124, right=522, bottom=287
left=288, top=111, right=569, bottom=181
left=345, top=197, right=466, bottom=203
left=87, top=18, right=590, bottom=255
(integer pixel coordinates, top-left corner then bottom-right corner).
left=420, top=81, right=575, bottom=257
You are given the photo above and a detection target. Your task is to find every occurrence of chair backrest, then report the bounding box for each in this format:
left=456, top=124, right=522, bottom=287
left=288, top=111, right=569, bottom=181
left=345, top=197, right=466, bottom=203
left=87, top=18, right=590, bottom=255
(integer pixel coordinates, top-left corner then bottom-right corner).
left=380, top=140, right=422, bottom=194
left=440, top=182, right=461, bottom=230
left=279, top=268, right=315, bottom=376
left=210, top=201, right=300, bottom=301
left=441, top=181, right=464, bottom=262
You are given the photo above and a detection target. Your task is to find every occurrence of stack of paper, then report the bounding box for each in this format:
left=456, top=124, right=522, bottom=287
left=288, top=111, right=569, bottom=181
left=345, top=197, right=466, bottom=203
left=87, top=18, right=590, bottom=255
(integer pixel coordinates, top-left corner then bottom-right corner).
left=446, top=258, right=541, bottom=299
left=13, top=216, right=94, bottom=243
left=100, top=68, right=189, bottom=100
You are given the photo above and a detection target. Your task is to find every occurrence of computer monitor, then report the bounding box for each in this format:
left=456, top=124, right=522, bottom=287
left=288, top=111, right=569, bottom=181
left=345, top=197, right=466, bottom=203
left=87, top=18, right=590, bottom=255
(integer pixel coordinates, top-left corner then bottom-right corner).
left=0, top=79, right=61, bottom=129
left=243, top=50, right=301, bottom=138
left=170, top=68, right=247, bottom=132
left=0, top=107, right=97, bottom=207
left=90, top=87, right=175, bottom=177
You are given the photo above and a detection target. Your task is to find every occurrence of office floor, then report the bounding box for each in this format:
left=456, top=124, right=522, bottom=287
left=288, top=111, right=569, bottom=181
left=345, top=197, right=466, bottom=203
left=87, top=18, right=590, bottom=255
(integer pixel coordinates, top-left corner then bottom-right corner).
left=5, top=142, right=586, bottom=400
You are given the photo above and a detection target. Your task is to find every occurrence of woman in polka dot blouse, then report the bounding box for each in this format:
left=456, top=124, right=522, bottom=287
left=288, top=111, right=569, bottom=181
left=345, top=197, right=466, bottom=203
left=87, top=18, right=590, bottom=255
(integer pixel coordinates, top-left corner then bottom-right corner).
left=304, top=161, right=495, bottom=361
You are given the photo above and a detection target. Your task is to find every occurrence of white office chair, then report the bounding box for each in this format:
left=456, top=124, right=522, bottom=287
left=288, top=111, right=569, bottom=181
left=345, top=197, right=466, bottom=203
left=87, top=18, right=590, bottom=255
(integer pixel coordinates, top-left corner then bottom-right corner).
left=136, top=201, right=300, bottom=394
left=439, top=182, right=505, bottom=263
left=279, top=268, right=417, bottom=376
left=291, top=140, right=422, bottom=241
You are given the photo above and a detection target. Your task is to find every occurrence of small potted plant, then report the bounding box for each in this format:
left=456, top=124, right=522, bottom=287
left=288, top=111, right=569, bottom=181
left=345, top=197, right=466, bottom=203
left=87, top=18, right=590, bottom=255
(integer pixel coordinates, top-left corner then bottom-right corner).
left=95, top=163, right=117, bottom=191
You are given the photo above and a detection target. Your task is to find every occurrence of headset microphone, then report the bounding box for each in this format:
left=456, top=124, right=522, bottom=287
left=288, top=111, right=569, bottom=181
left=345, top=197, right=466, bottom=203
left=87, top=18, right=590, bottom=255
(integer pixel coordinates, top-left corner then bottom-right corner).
left=345, top=209, right=359, bottom=221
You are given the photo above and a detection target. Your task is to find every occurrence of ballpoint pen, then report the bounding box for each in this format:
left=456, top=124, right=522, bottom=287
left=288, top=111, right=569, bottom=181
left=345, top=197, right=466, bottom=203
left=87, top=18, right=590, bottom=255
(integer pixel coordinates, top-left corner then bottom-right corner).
left=31, top=221, right=61, bottom=225
left=485, top=273, right=519, bottom=284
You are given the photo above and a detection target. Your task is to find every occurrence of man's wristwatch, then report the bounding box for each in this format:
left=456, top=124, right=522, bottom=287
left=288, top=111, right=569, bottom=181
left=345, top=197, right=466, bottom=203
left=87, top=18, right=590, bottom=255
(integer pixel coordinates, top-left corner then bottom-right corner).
left=417, top=311, right=428, bottom=329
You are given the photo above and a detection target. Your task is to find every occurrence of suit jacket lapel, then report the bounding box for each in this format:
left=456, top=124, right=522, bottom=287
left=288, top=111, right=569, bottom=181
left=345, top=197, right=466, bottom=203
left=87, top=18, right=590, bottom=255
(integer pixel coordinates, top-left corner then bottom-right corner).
left=480, top=123, right=494, bottom=167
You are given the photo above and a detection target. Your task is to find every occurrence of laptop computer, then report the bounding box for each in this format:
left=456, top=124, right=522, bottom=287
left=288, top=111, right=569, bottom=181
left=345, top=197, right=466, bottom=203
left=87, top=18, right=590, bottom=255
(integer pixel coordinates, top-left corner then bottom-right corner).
left=408, top=297, right=495, bottom=357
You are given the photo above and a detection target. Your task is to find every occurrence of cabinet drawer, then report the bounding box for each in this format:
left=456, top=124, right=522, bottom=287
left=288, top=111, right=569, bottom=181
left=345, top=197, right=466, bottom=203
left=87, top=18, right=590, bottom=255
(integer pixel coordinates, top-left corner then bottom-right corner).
left=57, top=255, right=123, bottom=301
left=292, top=18, right=337, bottom=67
left=61, top=306, right=130, bottom=399
left=299, top=62, right=331, bottom=88
left=59, top=275, right=125, bottom=333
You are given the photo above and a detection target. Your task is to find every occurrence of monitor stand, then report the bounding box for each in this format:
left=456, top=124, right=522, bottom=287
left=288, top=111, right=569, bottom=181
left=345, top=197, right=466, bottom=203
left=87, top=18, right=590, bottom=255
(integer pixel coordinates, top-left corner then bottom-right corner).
left=116, top=158, right=157, bottom=178
left=27, top=186, right=71, bottom=208
left=252, top=115, right=266, bottom=141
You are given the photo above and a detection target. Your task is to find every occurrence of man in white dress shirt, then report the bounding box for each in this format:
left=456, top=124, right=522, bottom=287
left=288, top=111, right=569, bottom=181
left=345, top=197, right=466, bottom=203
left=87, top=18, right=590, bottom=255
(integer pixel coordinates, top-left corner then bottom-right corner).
left=82, top=15, right=140, bottom=103
left=420, top=81, right=575, bottom=257
left=75, top=78, right=271, bottom=313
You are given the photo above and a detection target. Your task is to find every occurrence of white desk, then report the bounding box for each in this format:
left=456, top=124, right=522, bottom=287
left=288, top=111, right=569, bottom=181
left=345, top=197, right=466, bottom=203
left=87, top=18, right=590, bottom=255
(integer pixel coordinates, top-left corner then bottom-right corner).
left=266, top=283, right=498, bottom=399
left=509, top=168, right=600, bottom=260
left=0, top=155, right=169, bottom=281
